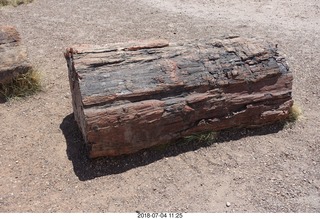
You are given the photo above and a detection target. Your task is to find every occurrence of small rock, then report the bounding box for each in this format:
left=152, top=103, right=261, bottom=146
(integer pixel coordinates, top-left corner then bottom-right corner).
left=226, top=202, right=231, bottom=207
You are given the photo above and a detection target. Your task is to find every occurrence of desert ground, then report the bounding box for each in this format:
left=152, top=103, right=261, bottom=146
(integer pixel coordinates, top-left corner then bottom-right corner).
left=0, top=0, right=319, bottom=213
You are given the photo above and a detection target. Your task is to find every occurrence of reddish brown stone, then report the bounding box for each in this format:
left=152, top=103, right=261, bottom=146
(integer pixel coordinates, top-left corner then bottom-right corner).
left=64, top=37, right=293, bottom=158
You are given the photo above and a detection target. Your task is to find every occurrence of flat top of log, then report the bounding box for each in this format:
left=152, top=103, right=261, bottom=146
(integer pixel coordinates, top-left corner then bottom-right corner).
left=66, top=37, right=289, bottom=108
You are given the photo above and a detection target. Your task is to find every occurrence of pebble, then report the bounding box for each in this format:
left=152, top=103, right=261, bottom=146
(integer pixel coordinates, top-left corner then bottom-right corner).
left=226, top=202, right=231, bottom=207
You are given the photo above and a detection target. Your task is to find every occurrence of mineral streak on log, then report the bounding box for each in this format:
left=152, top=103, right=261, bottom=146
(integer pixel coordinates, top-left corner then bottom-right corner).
left=64, top=37, right=293, bottom=158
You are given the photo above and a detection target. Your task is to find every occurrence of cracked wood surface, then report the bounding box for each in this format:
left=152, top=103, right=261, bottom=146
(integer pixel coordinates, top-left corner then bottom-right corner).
left=65, top=37, right=293, bottom=158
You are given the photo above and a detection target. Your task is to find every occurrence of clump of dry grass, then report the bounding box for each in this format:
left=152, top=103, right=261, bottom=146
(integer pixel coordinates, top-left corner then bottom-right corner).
left=0, top=68, right=41, bottom=101
left=283, top=103, right=303, bottom=129
left=0, top=0, right=33, bottom=7
left=288, top=103, right=302, bottom=122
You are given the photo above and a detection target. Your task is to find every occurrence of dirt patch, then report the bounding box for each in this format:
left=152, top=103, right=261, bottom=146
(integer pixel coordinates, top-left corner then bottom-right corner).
left=0, top=0, right=319, bottom=212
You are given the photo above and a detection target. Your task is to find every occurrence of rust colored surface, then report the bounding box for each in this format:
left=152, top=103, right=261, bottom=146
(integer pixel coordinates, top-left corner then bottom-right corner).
left=65, top=37, right=293, bottom=158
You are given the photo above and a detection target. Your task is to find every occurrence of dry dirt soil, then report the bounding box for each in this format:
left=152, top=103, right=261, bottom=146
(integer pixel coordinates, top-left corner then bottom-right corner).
left=0, top=0, right=320, bottom=213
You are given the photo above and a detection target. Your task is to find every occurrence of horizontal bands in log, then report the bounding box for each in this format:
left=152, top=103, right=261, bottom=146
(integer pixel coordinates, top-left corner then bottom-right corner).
left=65, top=37, right=293, bottom=158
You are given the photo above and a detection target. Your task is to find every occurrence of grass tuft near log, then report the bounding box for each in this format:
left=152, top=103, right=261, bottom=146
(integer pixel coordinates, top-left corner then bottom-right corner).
left=184, top=131, right=218, bottom=145
left=0, top=25, right=40, bottom=101
left=0, top=0, right=33, bottom=7
left=280, top=103, right=302, bottom=129
left=0, top=68, right=41, bottom=101
left=288, top=103, right=302, bottom=122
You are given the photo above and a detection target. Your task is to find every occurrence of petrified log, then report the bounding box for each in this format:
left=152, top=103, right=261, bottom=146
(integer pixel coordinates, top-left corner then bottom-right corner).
left=0, top=26, right=32, bottom=84
left=65, top=37, right=293, bottom=158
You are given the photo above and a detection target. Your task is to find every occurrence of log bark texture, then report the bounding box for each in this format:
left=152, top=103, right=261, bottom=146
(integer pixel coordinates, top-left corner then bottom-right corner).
left=65, top=37, right=293, bottom=158
left=0, top=26, right=32, bottom=84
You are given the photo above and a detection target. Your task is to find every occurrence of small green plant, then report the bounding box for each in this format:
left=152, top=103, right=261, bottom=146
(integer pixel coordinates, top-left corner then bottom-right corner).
left=0, top=68, right=41, bottom=101
left=0, top=0, right=33, bottom=7
left=184, top=131, right=218, bottom=145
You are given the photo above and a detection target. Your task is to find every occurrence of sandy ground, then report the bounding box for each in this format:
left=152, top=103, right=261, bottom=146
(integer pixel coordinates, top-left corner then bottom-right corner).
left=0, top=0, right=319, bottom=213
